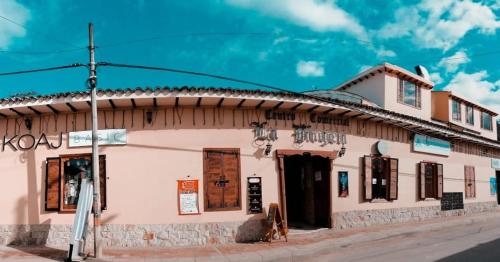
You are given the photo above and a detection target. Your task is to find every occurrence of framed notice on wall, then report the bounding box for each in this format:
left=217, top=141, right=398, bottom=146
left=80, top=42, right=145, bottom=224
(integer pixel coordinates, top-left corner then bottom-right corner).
left=490, top=177, right=497, bottom=195
left=177, top=180, right=200, bottom=215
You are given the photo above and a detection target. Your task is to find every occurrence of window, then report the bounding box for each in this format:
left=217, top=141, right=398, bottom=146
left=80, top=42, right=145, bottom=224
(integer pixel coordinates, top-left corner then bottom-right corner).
left=419, top=162, right=443, bottom=199
left=481, top=111, right=492, bottom=130
left=203, top=148, right=241, bottom=211
left=464, top=166, right=476, bottom=198
left=452, top=99, right=461, bottom=121
left=398, top=79, right=421, bottom=108
left=45, top=154, right=106, bottom=212
left=363, top=156, right=398, bottom=201
left=466, top=105, right=474, bottom=125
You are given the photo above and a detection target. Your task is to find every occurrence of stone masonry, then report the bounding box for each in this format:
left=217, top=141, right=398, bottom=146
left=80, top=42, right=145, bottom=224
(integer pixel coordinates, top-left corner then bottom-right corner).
left=332, top=201, right=499, bottom=230
left=1, top=201, right=498, bottom=248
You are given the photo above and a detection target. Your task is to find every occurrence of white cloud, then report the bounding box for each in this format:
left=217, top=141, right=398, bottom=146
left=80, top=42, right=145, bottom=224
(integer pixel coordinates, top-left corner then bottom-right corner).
left=376, top=47, right=396, bottom=58
left=378, top=0, right=500, bottom=50
left=0, top=0, right=30, bottom=48
left=296, top=60, right=325, bottom=77
left=430, top=72, right=444, bottom=84
left=437, top=49, right=470, bottom=73
left=443, top=70, right=500, bottom=113
left=226, top=0, right=367, bottom=38
left=358, top=64, right=373, bottom=73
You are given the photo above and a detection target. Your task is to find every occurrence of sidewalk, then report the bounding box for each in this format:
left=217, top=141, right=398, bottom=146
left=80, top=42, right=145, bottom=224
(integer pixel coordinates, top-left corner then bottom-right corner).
left=2, top=211, right=500, bottom=262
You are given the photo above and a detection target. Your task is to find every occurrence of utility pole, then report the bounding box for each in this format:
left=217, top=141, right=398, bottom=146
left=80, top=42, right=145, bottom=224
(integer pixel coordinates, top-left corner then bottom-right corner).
left=88, top=22, right=102, bottom=259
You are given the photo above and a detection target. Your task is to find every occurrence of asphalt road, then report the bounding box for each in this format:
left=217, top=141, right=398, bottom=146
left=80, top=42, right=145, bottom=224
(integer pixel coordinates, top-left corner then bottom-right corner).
left=309, top=217, right=500, bottom=262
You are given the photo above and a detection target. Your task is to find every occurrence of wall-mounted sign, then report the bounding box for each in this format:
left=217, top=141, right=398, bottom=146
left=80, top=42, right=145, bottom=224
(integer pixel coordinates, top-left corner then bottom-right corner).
left=492, top=158, right=500, bottom=170
left=490, top=177, right=497, bottom=195
left=338, top=171, right=349, bottom=197
left=177, top=180, right=200, bottom=215
left=2, top=132, right=63, bottom=152
left=251, top=123, right=278, bottom=141
left=376, top=140, right=389, bottom=155
left=265, top=110, right=349, bottom=127
left=413, top=134, right=450, bottom=156
left=247, top=177, right=263, bottom=214
left=68, top=129, right=127, bottom=147
left=293, top=126, right=347, bottom=145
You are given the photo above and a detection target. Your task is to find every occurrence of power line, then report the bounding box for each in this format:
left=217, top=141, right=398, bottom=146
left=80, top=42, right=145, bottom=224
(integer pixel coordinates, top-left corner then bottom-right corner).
left=0, top=14, right=81, bottom=49
left=0, top=63, right=86, bottom=76
left=0, top=47, right=87, bottom=55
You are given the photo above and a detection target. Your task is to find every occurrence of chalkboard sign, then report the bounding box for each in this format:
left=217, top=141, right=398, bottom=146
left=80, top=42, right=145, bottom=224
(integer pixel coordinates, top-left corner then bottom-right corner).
left=264, top=203, right=287, bottom=243
left=247, top=177, right=263, bottom=214
left=441, top=192, right=464, bottom=211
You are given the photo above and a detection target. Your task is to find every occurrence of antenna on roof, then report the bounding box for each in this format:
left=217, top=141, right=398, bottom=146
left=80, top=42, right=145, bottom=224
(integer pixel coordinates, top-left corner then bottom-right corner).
left=415, top=65, right=430, bottom=81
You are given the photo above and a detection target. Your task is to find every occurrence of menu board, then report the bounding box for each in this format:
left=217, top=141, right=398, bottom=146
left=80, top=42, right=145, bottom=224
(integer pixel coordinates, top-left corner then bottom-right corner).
left=177, top=180, right=200, bottom=215
left=247, top=177, right=263, bottom=214
left=441, top=192, right=464, bottom=211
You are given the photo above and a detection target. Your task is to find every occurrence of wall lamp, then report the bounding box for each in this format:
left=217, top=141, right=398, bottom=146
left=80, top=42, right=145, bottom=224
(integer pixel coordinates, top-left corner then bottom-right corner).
left=146, top=110, right=153, bottom=124
left=338, top=144, right=346, bottom=158
left=264, top=142, right=273, bottom=156
left=24, top=117, right=33, bottom=131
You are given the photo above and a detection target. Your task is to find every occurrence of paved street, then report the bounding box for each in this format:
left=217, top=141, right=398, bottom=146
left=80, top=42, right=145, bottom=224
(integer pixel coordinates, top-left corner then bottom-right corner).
left=2, top=212, right=500, bottom=261
left=310, top=217, right=500, bottom=262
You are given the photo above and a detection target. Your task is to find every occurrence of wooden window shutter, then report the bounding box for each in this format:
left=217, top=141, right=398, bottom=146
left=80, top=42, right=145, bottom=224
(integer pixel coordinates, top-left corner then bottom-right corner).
left=419, top=162, right=426, bottom=200
left=436, top=164, right=443, bottom=199
left=363, top=156, right=372, bottom=200
left=464, top=166, right=475, bottom=198
left=397, top=78, right=403, bottom=103
left=470, top=166, right=476, bottom=198
left=99, top=155, right=107, bottom=210
left=45, top=157, right=61, bottom=211
left=203, top=149, right=241, bottom=211
left=389, top=158, right=398, bottom=200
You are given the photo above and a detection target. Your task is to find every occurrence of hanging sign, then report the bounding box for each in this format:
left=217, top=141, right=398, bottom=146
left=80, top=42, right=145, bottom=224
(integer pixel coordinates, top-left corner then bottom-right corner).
left=247, top=177, right=263, bottom=214
left=492, top=159, right=500, bottom=170
left=413, top=134, right=451, bottom=156
left=177, top=180, right=200, bottom=215
left=68, top=129, right=127, bottom=147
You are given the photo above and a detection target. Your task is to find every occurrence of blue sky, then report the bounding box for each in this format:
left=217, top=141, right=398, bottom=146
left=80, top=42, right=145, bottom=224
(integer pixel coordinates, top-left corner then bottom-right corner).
left=0, top=0, right=499, bottom=112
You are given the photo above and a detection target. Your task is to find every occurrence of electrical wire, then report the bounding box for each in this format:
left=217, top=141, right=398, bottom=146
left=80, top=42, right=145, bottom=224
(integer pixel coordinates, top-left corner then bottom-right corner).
left=0, top=47, right=87, bottom=55
left=0, top=63, right=86, bottom=76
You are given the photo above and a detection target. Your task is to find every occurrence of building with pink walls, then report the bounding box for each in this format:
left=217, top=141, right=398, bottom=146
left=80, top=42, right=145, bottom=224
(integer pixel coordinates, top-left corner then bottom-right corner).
left=0, top=63, right=499, bottom=248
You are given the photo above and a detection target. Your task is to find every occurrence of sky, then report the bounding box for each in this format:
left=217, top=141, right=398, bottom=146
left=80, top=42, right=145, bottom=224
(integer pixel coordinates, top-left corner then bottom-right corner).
left=0, top=0, right=499, bottom=112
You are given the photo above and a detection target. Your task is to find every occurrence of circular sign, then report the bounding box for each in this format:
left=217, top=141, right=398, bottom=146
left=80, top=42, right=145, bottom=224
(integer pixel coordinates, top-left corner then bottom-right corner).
left=376, top=140, right=389, bottom=155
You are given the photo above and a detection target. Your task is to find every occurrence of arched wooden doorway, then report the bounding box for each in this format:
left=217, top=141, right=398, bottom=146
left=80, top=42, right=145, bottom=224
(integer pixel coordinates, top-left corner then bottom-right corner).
left=276, top=150, right=337, bottom=229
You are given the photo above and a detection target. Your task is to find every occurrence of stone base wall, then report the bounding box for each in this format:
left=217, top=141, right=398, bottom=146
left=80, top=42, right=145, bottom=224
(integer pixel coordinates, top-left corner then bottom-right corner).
left=332, top=201, right=499, bottom=230
left=0, top=219, right=265, bottom=248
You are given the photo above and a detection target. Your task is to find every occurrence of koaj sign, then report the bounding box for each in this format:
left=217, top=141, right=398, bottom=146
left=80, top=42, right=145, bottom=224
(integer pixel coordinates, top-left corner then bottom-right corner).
left=68, top=129, right=127, bottom=147
left=2, top=133, right=63, bottom=152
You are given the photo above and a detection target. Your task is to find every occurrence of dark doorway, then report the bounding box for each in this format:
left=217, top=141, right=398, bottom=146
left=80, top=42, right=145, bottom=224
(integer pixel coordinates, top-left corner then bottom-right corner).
left=283, top=154, right=331, bottom=229
left=496, top=171, right=500, bottom=205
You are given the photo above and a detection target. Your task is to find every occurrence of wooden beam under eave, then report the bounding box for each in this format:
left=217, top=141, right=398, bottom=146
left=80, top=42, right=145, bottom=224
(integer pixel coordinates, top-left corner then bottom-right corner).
left=174, top=97, right=179, bottom=108
left=27, top=106, right=42, bottom=115
left=290, top=103, right=303, bottom=111
left=322, top=108, right=336, bottom=114
left=66, top=103, right=78, bottom=112
left=130, top=98, right=137, bottom=109
left=153, top=97, right=158, bottom=108
left=273, top=101, right=284, bottom=110
left=237, top=99, right=246, bottom=108
left=337, top=110, right=352, bottom=117
left=255, top=100, right=265, bottom=109
left=349, top=113, right=365, bottom=119
left=217, top=97, right=225, bottom=108
left=196, top=97, right=202, bottom=107
left=0, top=112, right=7, bottom=118
left=307, top=105, right=320, bottom=112
left=86, top=101, right=91, bottom=107
left=108, top=99, right=116, bottom=109
left=9, top=108, right=24, bottom=116
left=46, top=104, right=59, bottom=114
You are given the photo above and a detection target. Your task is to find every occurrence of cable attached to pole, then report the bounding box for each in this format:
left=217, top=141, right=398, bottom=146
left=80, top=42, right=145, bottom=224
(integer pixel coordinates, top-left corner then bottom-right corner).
left=0, top=63, right=86, bottom=76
